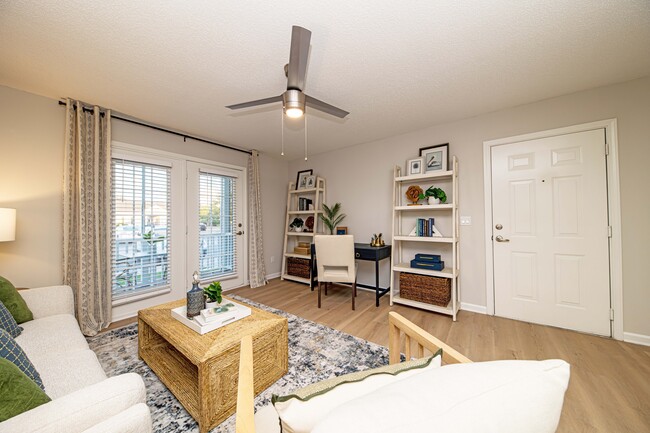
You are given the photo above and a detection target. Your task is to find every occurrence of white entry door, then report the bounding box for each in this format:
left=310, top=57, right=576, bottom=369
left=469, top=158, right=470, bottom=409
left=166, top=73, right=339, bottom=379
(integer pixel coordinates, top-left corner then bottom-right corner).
left=491, top=128, right=611, bottom=336
left=187, top=162, right=246, bottom=290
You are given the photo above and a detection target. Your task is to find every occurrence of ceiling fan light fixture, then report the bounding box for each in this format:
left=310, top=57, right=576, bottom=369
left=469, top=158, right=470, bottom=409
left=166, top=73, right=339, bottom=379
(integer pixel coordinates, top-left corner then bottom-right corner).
left=283, top=89, right=305, bottom=118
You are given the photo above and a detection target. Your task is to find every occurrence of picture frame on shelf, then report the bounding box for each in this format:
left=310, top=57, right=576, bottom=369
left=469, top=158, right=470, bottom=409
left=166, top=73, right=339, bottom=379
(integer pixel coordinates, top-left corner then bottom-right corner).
left=406, top=157, right=424, bottom=176
left=419, top=143, right=449, bottom=173
left=305, top=175, right=316, bottom=189
left=336, top=226, right=348, bottom=235
left=296, top=169, right=313, bottom=190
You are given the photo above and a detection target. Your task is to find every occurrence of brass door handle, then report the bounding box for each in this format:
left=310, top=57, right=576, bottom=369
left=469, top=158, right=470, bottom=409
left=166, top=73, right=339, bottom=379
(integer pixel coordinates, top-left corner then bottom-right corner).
left=495, top=235, right=510, bottom=243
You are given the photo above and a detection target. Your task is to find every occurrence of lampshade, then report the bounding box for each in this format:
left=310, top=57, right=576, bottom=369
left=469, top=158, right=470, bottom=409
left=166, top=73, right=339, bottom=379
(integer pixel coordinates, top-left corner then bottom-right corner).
left=0, top=208, right=16, bottom=242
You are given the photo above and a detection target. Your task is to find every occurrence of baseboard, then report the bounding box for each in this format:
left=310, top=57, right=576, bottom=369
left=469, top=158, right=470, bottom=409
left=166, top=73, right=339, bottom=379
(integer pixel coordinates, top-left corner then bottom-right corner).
left=266, top=272, right=282, bottom=280
left=623, top=332, right=650, bottom=347
left=460, top=302, right=487, bottom=314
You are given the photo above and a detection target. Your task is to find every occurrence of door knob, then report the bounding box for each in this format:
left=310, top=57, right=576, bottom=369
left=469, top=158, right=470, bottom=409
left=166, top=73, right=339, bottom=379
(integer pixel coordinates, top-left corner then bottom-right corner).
left=495, top=235, right=510, bottom=243
left=495, top=224, right=503, bottom=230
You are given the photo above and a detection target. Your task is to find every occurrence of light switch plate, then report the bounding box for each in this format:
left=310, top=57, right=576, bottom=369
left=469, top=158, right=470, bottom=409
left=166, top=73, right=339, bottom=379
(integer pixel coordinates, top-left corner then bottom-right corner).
left=460, top=216, right=472, bottom=226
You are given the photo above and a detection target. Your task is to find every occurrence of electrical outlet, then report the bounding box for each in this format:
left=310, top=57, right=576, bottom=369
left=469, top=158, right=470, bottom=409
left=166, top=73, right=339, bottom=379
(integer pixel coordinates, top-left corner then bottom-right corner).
left=270, top=256, right=275, bottom=263
left=460, top=216, right=472, bottom=226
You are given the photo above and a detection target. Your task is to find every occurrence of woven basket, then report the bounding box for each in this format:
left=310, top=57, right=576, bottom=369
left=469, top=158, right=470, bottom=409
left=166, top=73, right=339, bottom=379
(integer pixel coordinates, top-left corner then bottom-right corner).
left=287, top=257, right=311, bottom=279
left=399, top=272, right=451, bottom=306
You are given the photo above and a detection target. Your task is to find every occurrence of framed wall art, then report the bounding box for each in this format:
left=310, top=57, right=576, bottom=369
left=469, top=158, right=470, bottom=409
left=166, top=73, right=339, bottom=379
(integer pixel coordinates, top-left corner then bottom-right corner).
left=295, top=169, right=313, bottom=190
left=419, top=143, right=449, bottom=173
left=406, top=157, right=424, bottom=176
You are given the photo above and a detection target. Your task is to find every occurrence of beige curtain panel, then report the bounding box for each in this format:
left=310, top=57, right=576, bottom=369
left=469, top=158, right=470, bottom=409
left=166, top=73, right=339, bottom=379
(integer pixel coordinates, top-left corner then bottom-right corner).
left=248, top=151, right=267, bottom=288
left=63, top=99, right=112, bottom=336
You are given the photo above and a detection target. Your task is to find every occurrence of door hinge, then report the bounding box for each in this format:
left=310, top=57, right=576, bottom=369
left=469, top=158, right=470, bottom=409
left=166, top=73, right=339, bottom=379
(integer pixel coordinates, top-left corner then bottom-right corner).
left=605, top=142, right=610, bottom=155
left=610, top=308, right=615, bottom=321
left=607, top=226, right=612, bottom=238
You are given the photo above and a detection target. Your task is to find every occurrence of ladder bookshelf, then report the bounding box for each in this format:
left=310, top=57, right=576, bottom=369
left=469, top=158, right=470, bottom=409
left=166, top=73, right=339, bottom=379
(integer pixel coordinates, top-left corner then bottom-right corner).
left=390, top=156, right=460, bottom=320
left=280, top=177, right=326, bottom=285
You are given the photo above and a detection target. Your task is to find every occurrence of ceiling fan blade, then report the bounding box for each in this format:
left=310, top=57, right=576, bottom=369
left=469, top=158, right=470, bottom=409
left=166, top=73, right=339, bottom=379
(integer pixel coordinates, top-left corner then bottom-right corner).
left=226, top=95, right=283, bottom=110
left=305, top=95, right=349, bottom=119
left=287, top=26, right=312, bottom=91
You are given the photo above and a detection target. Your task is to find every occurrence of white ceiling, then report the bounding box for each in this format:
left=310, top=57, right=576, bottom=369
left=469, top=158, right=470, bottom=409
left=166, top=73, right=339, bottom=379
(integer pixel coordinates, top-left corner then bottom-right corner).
left=1, top=1, right=649, bottom=160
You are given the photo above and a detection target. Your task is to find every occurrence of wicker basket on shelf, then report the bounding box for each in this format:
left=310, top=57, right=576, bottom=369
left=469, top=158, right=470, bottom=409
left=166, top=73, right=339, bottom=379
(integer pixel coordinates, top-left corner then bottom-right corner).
left=399, top=272, right=451, bottom=306
left=287, top=257, right=310, bottom=279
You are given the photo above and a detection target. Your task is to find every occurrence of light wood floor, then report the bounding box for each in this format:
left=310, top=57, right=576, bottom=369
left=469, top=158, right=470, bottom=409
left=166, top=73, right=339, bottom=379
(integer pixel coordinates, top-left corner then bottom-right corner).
left=230, top=278, right=650, bottom=433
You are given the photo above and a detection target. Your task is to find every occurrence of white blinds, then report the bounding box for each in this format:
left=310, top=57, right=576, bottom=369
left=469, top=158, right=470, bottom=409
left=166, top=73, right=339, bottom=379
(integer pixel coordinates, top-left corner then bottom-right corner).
left=111, top=159, right=171, bottom=299
left=198, top=171, right=237, bottom=281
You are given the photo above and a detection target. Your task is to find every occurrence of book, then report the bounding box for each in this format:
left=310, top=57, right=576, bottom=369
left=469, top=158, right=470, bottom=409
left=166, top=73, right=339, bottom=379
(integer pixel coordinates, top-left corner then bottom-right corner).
left=200, top=302, right=245, bottom=322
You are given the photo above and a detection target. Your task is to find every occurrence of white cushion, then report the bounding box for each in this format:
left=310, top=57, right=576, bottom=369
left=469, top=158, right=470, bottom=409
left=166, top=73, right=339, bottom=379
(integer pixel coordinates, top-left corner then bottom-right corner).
left=81, top=403, right=152, bottom=433
left=15, top=314, right=89, bottom=357
left=31, top=349, right=107, bottom=399
left=312, top=359, right=570, bottom=433
left=254, top=405, right=282, bottom=433
left=273, top=353, right=442, bottom=433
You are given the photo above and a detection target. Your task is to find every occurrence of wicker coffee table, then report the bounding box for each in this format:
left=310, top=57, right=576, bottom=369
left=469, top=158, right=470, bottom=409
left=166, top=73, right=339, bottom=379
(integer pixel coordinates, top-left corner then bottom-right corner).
left=138, top=298, right=288, bottom=433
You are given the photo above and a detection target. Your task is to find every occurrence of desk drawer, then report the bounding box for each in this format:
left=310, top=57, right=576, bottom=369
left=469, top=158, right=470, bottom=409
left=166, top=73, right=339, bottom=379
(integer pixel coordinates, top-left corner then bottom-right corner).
left=355, top=249, right=378, bottom=260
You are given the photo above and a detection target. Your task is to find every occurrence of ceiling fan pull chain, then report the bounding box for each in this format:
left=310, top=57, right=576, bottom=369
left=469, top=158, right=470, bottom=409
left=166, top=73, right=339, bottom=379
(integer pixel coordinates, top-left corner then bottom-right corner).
left=281, top=110, right=285, bottom=156
left=304, top=114, right=308, bottom=161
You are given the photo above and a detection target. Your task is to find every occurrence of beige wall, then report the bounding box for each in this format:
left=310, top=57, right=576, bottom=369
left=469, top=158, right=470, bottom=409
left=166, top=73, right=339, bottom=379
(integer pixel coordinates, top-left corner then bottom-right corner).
left=0, top=85, right=288, bottom=290
left=289, top=76, right=650, bottom=337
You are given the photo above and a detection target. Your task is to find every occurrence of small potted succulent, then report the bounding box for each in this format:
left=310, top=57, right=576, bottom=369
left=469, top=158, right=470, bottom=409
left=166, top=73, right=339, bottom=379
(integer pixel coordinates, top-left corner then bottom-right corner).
left=204, top=281, right=222, bottom=309
left=290, top=217, right=304, bottom=232
left=419, top=186, right=447, bottom=205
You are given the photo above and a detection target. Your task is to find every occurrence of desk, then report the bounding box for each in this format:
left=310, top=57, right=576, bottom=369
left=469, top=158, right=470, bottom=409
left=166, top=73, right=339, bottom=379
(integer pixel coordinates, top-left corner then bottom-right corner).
left=311, top=243, right=391, bottom=307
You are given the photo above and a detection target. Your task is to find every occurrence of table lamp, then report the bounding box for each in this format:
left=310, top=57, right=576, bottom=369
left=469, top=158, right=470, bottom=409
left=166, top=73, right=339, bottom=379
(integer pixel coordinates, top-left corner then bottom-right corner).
left=0, top=208, right=16, bottom=242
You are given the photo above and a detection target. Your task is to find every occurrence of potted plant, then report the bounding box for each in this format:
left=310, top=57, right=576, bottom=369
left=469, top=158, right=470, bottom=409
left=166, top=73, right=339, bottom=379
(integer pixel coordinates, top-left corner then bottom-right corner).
left=204, top=281, right=222, bottom=308
left=319, top=203, right=346, bottom=234
left=289, top=217, right=304, bottom=232
left=419, top=186, right=447, bottom=205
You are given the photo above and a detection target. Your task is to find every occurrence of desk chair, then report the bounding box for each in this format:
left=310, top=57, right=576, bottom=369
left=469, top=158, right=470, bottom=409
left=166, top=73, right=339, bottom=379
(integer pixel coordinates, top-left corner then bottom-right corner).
left=314, top=235, right=357, bottom=310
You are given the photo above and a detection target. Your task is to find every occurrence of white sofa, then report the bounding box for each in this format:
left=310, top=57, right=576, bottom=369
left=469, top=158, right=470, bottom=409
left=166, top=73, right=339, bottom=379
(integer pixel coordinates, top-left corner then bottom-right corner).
left=0, top=285, right=152, bottom=433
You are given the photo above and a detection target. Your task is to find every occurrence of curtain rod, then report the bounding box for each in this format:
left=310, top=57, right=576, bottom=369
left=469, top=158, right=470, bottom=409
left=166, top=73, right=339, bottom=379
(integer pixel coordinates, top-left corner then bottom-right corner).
left=57, top=100, right=252, bottom=155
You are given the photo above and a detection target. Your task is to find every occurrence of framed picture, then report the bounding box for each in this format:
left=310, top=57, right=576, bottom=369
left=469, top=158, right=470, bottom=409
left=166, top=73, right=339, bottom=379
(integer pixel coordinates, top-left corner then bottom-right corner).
left=336, top=226, right=348, bottom=235
left=419, top=143, right=449, bottom=173
left=296, top=169, right=313, bottom=190
left=406, top=157, right=424, bottom=176
left=305, top=175, right=316, bottom=189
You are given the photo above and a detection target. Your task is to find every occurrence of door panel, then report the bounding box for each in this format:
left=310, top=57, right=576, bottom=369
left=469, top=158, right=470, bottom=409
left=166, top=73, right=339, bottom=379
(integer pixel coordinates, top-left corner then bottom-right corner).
left=491, top=128, right=610, bottom=336
left=187, top=162, right=245, bottom=290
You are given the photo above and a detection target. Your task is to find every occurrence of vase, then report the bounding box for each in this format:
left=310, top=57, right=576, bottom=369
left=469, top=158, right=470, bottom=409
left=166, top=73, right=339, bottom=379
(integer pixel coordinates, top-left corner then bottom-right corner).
left=428, top=197, right=440, bottom=205
left=205, top=301, right=219, bottom=309
left=295, top=226, right=303, bottom=232
left=186, top=281, right=205, bottom=319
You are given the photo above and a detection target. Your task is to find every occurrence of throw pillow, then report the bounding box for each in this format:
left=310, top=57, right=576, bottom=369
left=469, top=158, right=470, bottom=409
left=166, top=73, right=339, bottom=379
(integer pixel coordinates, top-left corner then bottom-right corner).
left=0, top=301, right=22, bottom=338
left=0, top=276, right=33, bottom=324
left=0, top=328, right=45, bottom=390
left=312, top=359, right=571, bottom=433
left=0, top=358, right=51, bottom=421
left=272, top=350, right=442, bottom=433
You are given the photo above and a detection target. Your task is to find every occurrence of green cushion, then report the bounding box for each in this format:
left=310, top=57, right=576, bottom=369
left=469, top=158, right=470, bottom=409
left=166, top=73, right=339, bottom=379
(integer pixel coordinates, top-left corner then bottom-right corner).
left=0, top=328, right=44, bottom=390
left=0, top=301, right=22, bottom=338
left=0, top=357, right=50, bottom=421
left=0, top=276, right=33, bottom=324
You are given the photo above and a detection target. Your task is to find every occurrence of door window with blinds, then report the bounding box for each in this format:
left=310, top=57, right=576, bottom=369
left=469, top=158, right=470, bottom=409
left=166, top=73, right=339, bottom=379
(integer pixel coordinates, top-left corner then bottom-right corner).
left=188, top=162, right=245, bottom=289
left=111, top=158, right=171, bottom=300
left=198, top=171, right=237, bottom=280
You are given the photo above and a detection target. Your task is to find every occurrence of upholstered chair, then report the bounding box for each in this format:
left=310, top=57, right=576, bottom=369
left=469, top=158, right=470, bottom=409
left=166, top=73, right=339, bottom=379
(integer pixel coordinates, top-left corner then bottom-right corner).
left=314, top=235, right=357, bottom=310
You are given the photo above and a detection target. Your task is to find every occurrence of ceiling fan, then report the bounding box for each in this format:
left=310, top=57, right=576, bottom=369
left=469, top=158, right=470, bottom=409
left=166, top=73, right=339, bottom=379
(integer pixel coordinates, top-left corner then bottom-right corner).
left=226, top=26, right=349, bottom=119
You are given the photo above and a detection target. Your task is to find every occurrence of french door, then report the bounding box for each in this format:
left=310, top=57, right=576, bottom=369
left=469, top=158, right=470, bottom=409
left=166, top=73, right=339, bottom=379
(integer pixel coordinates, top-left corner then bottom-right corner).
left=490, top=128, right=611, bottom=336
left=187, top=162, right=245, bottom=290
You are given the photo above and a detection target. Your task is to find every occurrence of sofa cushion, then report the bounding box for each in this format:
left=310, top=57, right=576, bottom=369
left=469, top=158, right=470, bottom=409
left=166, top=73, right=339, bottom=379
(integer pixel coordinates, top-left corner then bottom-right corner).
left=0, top=301, right=22, bottom=338
left=0, top=276, right=33, bottom=324
left=272, top=351, right=442, bottom=433
left=30, top=349, right=107, bottom=399
left=0, top=358, right=51, bottom=422
left=312, top=359, right=571, bottom=433
left=0, top=328, right=44, bottom=390
left=15, top=314, right=89, bottom=358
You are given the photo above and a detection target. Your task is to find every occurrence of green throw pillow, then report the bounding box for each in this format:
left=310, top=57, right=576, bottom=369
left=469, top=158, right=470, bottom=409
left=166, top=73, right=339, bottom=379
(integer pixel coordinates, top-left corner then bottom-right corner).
left=0, top=358, right=50, bottom=421
left=0, top=276, right=33, bottom=324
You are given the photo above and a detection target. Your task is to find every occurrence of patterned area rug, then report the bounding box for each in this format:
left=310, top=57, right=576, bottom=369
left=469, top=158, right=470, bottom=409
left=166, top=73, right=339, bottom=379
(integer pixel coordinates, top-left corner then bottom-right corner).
left=87, top=296, right=389, bottom=432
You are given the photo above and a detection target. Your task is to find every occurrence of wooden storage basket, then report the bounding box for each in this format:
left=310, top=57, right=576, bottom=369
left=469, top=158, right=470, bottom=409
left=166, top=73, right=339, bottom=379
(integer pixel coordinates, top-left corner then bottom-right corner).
left=287, top=257, right=311, bottom=279
left=399, top=272, right=451, bottom=307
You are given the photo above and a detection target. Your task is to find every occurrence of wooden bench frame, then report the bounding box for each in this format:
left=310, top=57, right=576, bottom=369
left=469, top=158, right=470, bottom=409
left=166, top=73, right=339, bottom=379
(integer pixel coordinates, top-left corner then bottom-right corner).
left=235, top=312, right=471, bottom=433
